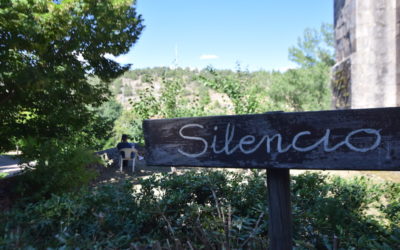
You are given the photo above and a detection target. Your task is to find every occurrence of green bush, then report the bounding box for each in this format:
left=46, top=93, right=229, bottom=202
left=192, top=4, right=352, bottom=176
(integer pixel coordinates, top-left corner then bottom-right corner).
left=292, top=173, right=388, bottom=248
left=1, top=171, right=269, bottom=249
left=14, top=138, right=99, bottom=202
left=0, top=182, right=141, bottom=249
left=381, top=182, right=400, bottom=226
left=1, top=171, right=399, bottom=249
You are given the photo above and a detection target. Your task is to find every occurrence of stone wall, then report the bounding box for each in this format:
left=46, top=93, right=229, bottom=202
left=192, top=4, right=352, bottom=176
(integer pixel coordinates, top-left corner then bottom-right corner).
left=333, top=0, right=399, bottom=109
left=332, top=58, right=351, bottom=109
left=397, top=0, right=400, bottom=106
left=334, top=0, right=356, bottom=62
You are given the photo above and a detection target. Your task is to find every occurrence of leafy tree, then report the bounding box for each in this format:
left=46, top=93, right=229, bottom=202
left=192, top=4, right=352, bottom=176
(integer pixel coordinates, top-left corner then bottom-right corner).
left=267, top=65, right=331, bottom=111
left=267, top=23, right=334, bottom=111
left=199, top=66, right=261, bottom=114
left=81, top=98, right=123, bottom=149
left=0, top=0, right=144, bottom=152
left=109, top=109, right=143, bottom=145
left=160, top=77, right=184, bottom=118
left=15, top=138, right=99, bottom=202
left=288, top=23, right=335, bottom=67
left=96, top=98, right=123, bottom=123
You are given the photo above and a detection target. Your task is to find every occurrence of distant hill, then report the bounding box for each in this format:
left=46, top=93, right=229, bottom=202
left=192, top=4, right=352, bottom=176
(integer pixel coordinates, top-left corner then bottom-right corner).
left=109, top=67, right=274, bottom=115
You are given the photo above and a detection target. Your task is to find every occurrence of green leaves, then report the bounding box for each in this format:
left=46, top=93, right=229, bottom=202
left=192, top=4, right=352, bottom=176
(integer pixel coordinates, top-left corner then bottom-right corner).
left=266, top=24, right=334, bottom=112
left=289, top=23, right=335, bottom=68
left=12, top=137, right=99, bottom=202
left=292, top=173, right=393, bottom=248
left=0, top=0, right=144, bottom=152
left=267, top=64, right=332, bottom=111
left=199, top=66, right=261, bottom=114
left=2, top=171, right=400, bottom=248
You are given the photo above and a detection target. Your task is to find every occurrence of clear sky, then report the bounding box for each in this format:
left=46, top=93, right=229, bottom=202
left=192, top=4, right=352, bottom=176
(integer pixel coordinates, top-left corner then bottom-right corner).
left=113, top=1, right=333, bottom=72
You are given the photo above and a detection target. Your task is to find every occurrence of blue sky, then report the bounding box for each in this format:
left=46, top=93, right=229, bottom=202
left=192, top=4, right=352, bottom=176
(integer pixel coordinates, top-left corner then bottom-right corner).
left=113, top=1, right=333, bottom=72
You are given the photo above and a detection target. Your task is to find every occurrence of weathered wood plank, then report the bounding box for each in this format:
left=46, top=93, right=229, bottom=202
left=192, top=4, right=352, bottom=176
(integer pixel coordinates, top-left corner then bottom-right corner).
left=143, top=107, right=400, bottom=170
left=267, top=169, right=292, bottom=249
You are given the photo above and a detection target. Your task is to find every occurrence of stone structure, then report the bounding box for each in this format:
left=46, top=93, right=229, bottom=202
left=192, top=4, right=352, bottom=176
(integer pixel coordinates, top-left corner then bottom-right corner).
left=333, top=0, right=400, bottom=109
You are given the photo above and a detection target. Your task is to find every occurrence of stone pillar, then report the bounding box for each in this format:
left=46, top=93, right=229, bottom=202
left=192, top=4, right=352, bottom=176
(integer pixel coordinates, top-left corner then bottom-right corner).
left=333, top=0, right=398, bottom=109
left=332, top=0, right=355, bottom=109
left=397, top=0, right=400, bottom=106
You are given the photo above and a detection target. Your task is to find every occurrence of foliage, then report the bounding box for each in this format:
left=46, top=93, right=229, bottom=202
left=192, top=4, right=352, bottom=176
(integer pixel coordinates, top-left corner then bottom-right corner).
left=266, top=23, right=334, bottom=112
left=380, top=182, right=400, bottom=227
left=289, top=23, right=335, bottom=68
left=198, top=66, right=262, bottom=114
left=160, top=77, right=185, bottom=118
left=0, top=0, right=143, bottom=200
left=135, top=170, right=268, bottom=249
left=109, top=110, right=143, bottom=145
left=0, top=171, right=269, bottom=249
left=130, top=74, right=207, bottom=120
left=121, top=72, right=210, bottom=143
left=13, top=138, right=99, bottom=202
left=87, top=98, right=123, bottom=149
left=267, top=64, right=332, bottom=111
left=1, top=171, right=399, bottom=249
left=0, top=0, right=144, bottom=152
left=292, top=173, right=389, bottom=248
left=95, top=98, right=123, bottom=124
left=0, top=181, right=141, bottom=249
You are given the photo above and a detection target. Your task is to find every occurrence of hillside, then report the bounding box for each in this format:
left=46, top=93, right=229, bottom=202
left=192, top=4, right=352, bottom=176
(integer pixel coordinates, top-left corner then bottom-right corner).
left=101, top=67, right=400, bottom=183
left=109, top=67, right=267, bottom=114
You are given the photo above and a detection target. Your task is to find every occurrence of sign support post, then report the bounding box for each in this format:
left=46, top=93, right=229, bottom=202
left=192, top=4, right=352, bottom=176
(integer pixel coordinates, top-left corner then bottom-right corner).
left=267, top=169, right=292, bottom=249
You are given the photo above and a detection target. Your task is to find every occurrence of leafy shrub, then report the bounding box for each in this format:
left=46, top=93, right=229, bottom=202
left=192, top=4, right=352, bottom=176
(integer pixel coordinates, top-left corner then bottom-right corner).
left=292, top=173, right=389, bottom=248
left=14, top=138, right=99, bottom=202
left=134, top=170, right=269, bottom=249
left=0, top=171, right=269, bottom=249
left=1, top=171, right=399, bottom=249
left=381, top=182, right=400, bottom=226
left=0, top=182, right=142, bottom=249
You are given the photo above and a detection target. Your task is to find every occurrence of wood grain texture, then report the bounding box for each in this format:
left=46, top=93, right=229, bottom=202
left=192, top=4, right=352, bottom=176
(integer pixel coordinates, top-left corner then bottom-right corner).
left=267, top=169, right=292, bottom=249
left=143, top=107, right=400, bottom=170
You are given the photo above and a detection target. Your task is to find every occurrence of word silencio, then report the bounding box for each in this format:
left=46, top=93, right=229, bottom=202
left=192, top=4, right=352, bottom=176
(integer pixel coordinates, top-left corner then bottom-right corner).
left=143, top=108, right=400, bottom=170
left=178, top=123, right=381, bottom=158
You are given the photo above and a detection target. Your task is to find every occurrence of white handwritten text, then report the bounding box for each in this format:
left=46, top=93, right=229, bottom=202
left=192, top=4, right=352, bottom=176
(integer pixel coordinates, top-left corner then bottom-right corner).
left=178, top=123, right=381, bottom=158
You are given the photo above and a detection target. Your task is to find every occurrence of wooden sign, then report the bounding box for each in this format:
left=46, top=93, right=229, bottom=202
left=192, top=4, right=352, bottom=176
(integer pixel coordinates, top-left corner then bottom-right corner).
left=143, top=107, right=400, bottom=170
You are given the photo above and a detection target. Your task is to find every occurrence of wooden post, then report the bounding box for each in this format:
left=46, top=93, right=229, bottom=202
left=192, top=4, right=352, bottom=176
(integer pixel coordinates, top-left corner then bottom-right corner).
left=267, top=169, right=292, bottom=249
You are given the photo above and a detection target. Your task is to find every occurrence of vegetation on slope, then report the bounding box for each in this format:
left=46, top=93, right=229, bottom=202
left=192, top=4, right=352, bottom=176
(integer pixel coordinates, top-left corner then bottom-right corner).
left=1, top=171, right=400, bottom=249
